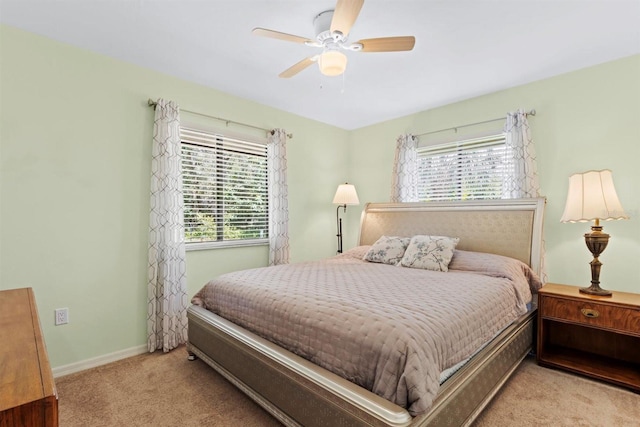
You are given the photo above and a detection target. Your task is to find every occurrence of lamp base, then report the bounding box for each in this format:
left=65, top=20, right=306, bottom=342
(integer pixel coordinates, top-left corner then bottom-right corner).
left=579, top=284, right=612, bottom=296
left=581, top=225, right=612, bottom=297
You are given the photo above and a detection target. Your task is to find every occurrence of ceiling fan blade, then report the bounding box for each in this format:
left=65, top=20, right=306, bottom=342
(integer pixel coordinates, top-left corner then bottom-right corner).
left=330, top=0, right=364, bottom=36
left=252, top=27, right=312, bottom=44
left=358, top=36, right=416, bottom=52
left=279, top=57, right=317, bottom=78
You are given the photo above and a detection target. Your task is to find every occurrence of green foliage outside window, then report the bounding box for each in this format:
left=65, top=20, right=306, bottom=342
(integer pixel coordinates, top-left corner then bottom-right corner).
left=182, top=140, right=268, bottom=243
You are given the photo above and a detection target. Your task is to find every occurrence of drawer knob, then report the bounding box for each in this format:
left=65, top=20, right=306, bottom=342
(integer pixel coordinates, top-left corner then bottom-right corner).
left=581, top=308, right=599, bottom=318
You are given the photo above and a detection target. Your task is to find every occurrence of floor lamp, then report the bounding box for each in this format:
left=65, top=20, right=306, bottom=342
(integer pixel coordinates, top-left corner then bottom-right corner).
left=333, top=183, right=360, bottom=254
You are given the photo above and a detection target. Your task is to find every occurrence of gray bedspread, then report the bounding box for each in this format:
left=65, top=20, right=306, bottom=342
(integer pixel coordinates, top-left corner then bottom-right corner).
left=192, top=246, right=542, bottom=416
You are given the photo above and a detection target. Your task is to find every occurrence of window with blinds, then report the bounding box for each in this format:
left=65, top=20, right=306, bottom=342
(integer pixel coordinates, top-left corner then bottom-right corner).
left=181, top=127, right=268, bottom=247
left=417, top=134, right=512, bottom=201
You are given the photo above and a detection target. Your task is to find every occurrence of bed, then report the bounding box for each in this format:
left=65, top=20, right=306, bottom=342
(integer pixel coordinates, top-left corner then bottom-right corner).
left=187, top=198, right=546, bottom=426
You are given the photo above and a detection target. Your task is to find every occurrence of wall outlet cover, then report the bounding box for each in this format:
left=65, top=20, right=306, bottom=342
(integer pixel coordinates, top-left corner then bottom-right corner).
left=55, top=308, right=69, bottom=325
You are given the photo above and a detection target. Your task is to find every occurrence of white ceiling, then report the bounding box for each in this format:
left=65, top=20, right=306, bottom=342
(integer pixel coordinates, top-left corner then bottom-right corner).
left=1, top=0, right=639, bottom=130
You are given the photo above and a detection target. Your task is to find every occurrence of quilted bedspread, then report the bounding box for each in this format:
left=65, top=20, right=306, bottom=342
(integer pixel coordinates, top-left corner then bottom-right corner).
left=192, top=247, right=542, bottom=416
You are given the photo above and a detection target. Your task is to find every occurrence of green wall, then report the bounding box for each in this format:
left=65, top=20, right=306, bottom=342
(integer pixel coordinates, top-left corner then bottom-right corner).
left=349, top=55, right=640, bottom=293
left=0, top=25, right=349, bottom=368
left=1, top=24, right=638, bottom=369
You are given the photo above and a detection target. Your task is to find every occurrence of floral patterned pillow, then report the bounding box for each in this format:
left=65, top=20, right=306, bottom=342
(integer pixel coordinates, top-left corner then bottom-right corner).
left=400, top=235, right=460, bottom=272
left=363, top=236, right=411, bottom=266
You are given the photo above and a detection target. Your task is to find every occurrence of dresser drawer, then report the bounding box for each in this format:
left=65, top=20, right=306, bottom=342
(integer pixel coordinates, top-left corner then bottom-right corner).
left=540, top=295, right=640, bottom=337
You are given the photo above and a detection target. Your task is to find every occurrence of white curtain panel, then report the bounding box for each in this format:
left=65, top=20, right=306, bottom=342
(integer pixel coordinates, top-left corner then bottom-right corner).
left=147, top=99, right=189, bottom=353
left=390, top=134, right=419, bottom=202
left=503, top=109, right=547, bottom=281
left=267, top=129, right=290, bottom=265
left=503, top=109, right=541, bottom=198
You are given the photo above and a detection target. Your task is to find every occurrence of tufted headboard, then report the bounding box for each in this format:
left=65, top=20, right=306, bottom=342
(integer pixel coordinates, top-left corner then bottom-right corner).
left=358, top=198, right=546, bottom=276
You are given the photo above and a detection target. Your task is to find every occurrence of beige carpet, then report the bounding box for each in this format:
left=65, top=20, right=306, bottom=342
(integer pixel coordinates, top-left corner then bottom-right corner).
left=56, top=348, right=639, bottom=426
left=473, top=357, right=639, bottom=427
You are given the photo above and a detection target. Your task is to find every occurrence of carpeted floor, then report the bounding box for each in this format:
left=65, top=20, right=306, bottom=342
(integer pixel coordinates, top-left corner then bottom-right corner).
left=56, top=348, right=639, bottom=426
left=472, top=357, right=639, bottom=427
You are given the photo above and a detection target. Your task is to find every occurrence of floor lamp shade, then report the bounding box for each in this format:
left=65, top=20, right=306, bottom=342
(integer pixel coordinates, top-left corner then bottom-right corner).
left=333, top=183, right=359, bottom=254
left=560, top=169, right=628, bottom=296
left=333, top=184, right=360, bottom=206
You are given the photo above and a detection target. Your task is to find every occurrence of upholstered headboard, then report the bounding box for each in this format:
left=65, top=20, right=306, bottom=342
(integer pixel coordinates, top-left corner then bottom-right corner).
left=358, top=198, right=545, bottom=276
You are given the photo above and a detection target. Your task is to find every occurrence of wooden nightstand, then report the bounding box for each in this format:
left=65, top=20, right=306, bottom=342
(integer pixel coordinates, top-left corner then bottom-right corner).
left=537, top=283, right=640, bottom=391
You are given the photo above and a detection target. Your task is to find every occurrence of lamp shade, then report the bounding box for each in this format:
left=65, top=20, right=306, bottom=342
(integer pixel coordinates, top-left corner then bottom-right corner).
left=560, top=169, right=628, bottom=223
left=333, top=184, right=360, bottom=205
left=319, top=50, right=347, bottom=77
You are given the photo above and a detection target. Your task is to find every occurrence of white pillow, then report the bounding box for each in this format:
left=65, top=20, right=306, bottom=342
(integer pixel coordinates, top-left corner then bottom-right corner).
left=400, top=235, right=460, bottom=272
left=363, top=236, right=411, bottom=266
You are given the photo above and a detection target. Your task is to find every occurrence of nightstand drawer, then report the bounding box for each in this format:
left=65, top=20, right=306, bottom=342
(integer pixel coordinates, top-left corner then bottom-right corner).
left=540, top=296, right=640, bottom=336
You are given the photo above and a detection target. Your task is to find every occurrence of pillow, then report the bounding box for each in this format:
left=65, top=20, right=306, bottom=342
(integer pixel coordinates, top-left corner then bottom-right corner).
left=400, top=235, right=460, bottom=272
left=338, top=245, right=372, bottom=260
left=449, top=249, right=543, bottom=292
left=363, top=236, right=411, bottom=265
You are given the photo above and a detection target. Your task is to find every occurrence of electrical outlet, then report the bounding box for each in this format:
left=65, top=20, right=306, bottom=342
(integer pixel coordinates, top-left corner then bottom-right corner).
left=55, top=308, right=69, bottom=325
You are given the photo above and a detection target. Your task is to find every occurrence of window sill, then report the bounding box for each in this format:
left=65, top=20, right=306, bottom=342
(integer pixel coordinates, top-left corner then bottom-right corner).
left=185, top=239, right=269, bottom=252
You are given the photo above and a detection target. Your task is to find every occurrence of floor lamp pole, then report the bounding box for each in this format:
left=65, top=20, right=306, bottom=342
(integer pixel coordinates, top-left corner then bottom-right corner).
left=336, top=204, right=345, bottom=254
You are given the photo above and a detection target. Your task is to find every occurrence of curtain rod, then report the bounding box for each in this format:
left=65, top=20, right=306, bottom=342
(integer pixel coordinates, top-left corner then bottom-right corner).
left=415, top=109, right=536, bottom=138
left=147, top=99, right=293, bottom=139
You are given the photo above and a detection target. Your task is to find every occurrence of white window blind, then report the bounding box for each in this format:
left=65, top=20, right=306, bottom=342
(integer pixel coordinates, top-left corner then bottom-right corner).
left=417, top=134, right=512, bottom=201
left=181, top=128, right=268, bottom=246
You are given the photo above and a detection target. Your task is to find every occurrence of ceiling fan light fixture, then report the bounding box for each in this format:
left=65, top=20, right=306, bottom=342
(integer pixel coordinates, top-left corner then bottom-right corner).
left=318, top=50, right=347, bottom=76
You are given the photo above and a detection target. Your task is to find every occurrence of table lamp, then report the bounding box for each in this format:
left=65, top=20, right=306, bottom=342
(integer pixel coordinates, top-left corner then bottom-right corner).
left=560, top=170, right=628, bottom=296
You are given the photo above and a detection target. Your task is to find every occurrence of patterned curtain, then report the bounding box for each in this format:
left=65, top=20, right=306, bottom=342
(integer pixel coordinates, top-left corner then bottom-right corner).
left=503, top=109, right=546, bottom=281
left=267, top=129, right=290, bottom=265
left=390, top=134, right=419, bottom=202
left=147, top=99, right=188, bottom=353
left=502, top=109, right=540, bottom=198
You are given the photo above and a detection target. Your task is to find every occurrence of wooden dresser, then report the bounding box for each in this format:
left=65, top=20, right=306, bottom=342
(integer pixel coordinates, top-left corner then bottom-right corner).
left=0, top=288, right=58, bottom=427
left=537, top=283, right=640, bottom=391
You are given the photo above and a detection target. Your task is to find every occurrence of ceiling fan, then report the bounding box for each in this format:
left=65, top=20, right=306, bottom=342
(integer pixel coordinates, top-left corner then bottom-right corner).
left=252, top=0, right=416, bottom=78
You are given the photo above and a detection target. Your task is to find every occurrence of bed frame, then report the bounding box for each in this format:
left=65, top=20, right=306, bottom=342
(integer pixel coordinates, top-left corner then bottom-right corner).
left=187, top=198, right=546, bottom=427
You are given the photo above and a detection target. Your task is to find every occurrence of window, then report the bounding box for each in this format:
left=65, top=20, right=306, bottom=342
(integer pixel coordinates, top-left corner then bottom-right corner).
left=417, top=134, right=512, bottom=201
left=181, top=127, right=268, bottom=248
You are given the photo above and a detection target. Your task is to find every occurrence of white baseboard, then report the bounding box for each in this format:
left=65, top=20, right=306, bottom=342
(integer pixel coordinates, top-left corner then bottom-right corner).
left=52, top=344, right=148, bottom=378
